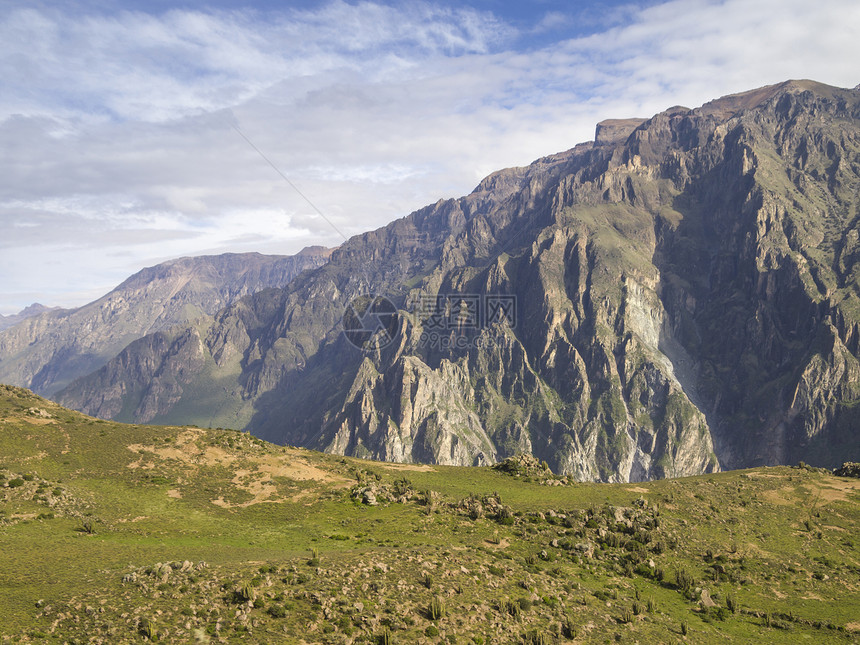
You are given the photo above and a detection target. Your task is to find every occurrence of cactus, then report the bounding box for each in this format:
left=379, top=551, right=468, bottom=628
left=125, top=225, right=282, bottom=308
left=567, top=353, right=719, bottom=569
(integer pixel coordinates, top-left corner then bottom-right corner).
left=139, top=618, right=158, bottom=641
left=377, top=625, right=391, bottom=645
left=428, top=596, right=445, bottom=620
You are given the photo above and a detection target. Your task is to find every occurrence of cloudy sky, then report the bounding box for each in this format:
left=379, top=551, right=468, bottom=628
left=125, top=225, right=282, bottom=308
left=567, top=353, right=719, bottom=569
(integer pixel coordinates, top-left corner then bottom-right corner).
left=1, top=0, right=858, bottom=314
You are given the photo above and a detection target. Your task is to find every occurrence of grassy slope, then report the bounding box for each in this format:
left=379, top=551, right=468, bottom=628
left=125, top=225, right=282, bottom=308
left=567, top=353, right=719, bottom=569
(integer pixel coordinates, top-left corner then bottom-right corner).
left=0, top=385, right=858, bottom=644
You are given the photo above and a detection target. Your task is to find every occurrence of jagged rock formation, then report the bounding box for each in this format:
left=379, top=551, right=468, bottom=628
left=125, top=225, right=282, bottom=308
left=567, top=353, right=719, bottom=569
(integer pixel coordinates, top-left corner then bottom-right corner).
left=0, top=249, right=330, bottom=396
left=57, top=80, right=860, bottom=480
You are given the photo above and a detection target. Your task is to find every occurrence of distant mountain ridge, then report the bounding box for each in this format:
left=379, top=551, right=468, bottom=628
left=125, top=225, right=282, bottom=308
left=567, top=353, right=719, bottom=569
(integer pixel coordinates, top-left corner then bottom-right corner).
left=57, top=80, right=860, bottom=481
left=0, top=248, right=331, bottom=396
left=0, top=304, right=61, bottom=332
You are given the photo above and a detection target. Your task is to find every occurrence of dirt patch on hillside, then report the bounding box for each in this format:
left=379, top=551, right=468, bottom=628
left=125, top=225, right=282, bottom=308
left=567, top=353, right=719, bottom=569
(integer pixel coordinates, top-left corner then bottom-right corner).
left=375, top=462, right=436, bottom=473
left=763, top=488, right=795, bottom=506
left=23, top=418, right=55, bottom=426
left=215, top=456, right=350, bottom=508
left=127, top=434, right=349, bottom=508
left=116, top=516, right=148, bottom=523
left=755, top=476, right=859, bottom=507
left=128, top=433, right=238, bottom=471
left=626, top=486, right=649, bottom=494
left=744, top=471, right=783, bottom=479
left=816, top=478, right=860, bottom=503
left=277, top=451, right=346, bottom=483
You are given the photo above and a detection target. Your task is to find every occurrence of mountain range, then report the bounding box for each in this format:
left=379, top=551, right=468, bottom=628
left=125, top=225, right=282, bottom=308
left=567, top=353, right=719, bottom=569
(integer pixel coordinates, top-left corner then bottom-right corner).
left=16, top=79, right=860, bottom=482
left=0, top=248, right=331, bottom=397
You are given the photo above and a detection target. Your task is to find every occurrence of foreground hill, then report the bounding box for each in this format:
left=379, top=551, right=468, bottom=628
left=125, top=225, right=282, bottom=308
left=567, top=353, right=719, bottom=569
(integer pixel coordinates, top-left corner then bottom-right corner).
left=1, top=386, right=858, bottom=643
left=59, top=80, right=860, bottom=481
left=0, top=248, right=331, bottom=397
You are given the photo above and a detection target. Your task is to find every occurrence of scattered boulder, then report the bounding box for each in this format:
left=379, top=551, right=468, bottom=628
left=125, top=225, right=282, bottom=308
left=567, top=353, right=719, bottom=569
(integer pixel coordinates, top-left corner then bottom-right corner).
left=834, top=462, right=860, bottom=478
left=492, top=454, right=546, bottom=477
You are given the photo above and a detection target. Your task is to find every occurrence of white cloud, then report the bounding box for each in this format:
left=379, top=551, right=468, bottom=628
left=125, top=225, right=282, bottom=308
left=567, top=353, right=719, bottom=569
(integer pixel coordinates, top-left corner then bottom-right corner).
left=0, top=0, right=859, bottom=314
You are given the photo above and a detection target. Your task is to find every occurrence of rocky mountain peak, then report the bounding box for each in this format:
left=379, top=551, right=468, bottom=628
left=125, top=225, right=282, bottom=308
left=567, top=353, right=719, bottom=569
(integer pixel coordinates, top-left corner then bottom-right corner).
left=53, top=80, right=860, bottom=481
left=594, top=118, right=648, bottom=145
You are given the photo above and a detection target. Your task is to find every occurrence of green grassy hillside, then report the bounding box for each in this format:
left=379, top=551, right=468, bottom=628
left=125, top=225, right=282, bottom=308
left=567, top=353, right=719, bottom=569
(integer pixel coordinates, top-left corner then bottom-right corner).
left=1, top=384, right=858, bottom=643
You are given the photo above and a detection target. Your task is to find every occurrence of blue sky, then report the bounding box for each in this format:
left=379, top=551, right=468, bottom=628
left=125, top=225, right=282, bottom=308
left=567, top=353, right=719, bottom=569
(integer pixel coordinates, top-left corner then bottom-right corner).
left=1, top=0, right=859, bottom=314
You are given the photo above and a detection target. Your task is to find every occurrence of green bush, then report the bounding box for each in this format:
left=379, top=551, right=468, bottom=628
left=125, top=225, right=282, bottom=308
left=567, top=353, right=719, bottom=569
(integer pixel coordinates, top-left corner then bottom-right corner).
left=7, top=478, right=25, bottom=488
left=425, top=625, right=439, bottom=637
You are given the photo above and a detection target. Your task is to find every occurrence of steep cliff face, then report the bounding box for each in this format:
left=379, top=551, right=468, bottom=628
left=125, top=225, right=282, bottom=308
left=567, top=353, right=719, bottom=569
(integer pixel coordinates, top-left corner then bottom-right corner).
left=0, top=249, right=330, bottom=396
left=57, top=80, right=860, bottom=480
left=649, top=82, right=860, bottom=469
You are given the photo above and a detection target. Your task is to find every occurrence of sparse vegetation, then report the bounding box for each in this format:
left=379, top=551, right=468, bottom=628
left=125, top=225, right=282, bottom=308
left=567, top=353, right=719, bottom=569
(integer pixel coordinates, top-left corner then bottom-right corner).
left=0, top=386, right=857, bottom=643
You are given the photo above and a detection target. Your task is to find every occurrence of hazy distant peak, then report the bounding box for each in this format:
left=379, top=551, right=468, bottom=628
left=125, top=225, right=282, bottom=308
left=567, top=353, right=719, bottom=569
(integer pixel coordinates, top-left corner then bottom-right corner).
left=0, top=303, right=62, bottom=332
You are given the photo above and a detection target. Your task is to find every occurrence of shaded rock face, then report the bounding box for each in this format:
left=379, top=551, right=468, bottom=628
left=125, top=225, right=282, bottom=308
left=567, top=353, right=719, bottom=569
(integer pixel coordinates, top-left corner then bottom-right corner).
left=0, top=249, right=330, bottom=396
left=58, top=80, right=860, bottom=480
